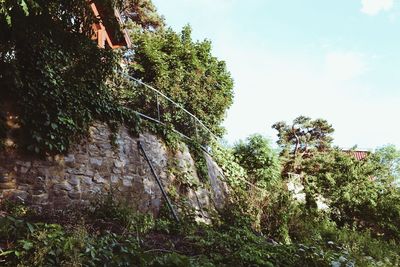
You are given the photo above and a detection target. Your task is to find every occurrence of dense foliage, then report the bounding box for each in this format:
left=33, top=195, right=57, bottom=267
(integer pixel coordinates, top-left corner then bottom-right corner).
left=122, top=0, right=165, bottom=31
left=233, top=134, right=281, bottom=188
left=0, top=0, right=128, bottom=154
left=3, top=197, right=399, bottom=267
left=126, top=25, right=234, bottom=139
left=272, top=116, right=334, bottom=175
left=3, top=185, right=400, bottom=267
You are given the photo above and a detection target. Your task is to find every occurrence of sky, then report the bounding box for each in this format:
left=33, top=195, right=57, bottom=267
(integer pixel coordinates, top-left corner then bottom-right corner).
left=152, top=0, right=400, bottom=149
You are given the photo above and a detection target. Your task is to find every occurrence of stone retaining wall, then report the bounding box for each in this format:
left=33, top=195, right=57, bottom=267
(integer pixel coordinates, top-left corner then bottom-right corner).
left=0, top=122, right=228, bottom=217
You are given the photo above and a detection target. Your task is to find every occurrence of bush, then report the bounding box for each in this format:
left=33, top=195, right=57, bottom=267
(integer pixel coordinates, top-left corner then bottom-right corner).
left=233, top=134, right=281, bottom=189
left=127, top=25, right=234, bottom=139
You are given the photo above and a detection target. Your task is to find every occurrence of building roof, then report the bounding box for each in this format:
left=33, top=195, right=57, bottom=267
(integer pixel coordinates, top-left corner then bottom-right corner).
left=89, top=1, right=131, bottom=49
left=343, top=150, right=370, bottom=161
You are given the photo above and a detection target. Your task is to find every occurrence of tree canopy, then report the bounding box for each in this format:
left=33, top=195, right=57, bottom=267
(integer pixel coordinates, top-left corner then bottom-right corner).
left=272, top=116, right=334, bottom=175
left=233, top=134, right=280, bottom=188
left=122, top=0, right=165, bottom=31
left=127, top=25, right=234, bottom=138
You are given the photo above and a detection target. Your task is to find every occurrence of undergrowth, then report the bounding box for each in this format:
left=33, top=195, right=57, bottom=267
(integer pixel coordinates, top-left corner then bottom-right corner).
left=1, top=198, right=399, bottom=267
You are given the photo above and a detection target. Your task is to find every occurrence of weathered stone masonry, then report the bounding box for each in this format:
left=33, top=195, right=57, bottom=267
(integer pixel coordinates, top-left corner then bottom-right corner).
left=0, top=123, right=228, bottom=216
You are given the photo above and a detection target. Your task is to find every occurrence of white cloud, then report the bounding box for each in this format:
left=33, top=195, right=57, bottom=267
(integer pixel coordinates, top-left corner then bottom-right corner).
left=324, top=51, right=367, bottom=81
left=361, top=0, right=394, bottom=15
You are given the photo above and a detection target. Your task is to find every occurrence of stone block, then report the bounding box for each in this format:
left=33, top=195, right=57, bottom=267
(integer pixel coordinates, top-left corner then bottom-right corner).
left=88, top=144, right=98, bottom=152
left=112, top=167, right=122, bottom=174
left=139, top=168, right=146, bottom=176
left=16, top=160, right=31, bottom=168
left=150, top=198, right=162, bottom=210
left=36, top=167, right=49, bottom=177
left=31, top=194, right=48, bottom=204
left=64, top=154, right=75, bottom=165
left=9, top=190, right=29, bottom=202
left=20, top=166, right=30, bottom=174
left=53, top=182, right=72, bottom=192
left=17, top=184, right=30, bottom=191
left=68, top=191, right=81, bottom=200
left=122, top=179, right=132, bottom=187
left=0, top=173, right=13, bottom=183
left=114, top=159, right=126, bottom=168
left=75, top=154, right=88, bottom=164
left=98, top=142, right=112, bottom=150
left=90, top=158, right=103, bottom=167
left=82, top=176, right=93, bottom=186
left=111, top=175, right=119, bottom=184
left=126, top=165, right=138, bottom=174
left=124, top=175, right=134, bottom=181
left=68, top=176, right=80, bottom=186
left=31, top=189, right=46, bottom=195
left=84, top=169, right=95, bottom=176
left=0, top=182, right=16, bottom=190
left=93, top=173, right=107, bottom=184
left=53, top=197, right=71, bottom=207
left=53, top=189, right=68, bottom=197
left=32, top=181, right=46, bottom=191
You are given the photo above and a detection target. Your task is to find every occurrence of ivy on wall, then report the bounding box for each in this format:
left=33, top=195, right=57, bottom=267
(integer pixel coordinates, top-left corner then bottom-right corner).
left=0, top=0, right=132, bottom=154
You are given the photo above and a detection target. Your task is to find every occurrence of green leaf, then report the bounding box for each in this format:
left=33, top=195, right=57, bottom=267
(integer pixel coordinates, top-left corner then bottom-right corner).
left=22, top=240, right=33, bottom=251
left=26, top=222, right=35, bottom=233
left=20, top=0, right=29, bottom=15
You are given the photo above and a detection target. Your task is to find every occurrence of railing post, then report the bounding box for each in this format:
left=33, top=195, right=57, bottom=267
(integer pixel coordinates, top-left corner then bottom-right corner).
left=156, top=93, right=161, bottom=122
left=194, top=116, right=199, bottom=141
left=138, top=141, right=180, bottom=223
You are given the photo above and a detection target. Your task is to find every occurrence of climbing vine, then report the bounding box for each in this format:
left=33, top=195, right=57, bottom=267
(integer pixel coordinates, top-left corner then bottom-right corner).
left=0, top=0, right=133, bottom=154
left=188, top=141, right=209, bottom=183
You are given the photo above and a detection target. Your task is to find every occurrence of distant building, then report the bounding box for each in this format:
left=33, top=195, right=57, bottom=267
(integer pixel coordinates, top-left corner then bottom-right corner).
left=89, top=1, right=131, bottom=49
left=342, top=150, right=370, bottom=161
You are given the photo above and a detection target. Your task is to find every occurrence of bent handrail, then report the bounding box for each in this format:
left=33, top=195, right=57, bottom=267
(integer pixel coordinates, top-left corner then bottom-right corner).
left=120, top=72, right=219, bottom=141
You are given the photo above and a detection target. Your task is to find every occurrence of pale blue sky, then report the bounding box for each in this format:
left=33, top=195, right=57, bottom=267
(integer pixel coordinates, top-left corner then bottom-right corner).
left=152, top=0, right=400, bottom=149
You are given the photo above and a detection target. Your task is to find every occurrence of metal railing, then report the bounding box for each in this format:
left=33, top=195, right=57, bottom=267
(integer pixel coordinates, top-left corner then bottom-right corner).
left=118, top=72, right=219, bottom=145
left=116, top=72, right=270, bottom=193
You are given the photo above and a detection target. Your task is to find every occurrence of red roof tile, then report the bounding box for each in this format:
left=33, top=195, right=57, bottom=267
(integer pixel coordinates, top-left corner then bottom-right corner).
left=343, top=150, right=370, bottom=161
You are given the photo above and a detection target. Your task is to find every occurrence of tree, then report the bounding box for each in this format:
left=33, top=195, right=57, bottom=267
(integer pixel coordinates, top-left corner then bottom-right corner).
left=272, top=116, right=334, bottom=175
left=122, top=0, right=165, bottom=31
left=127, top=25, right=234, bottom=139
left=233, top=134, right=280, bottom=188
left=371, top=144, right=400, bottom=185
left=301, top=149, right=400, bottom=240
